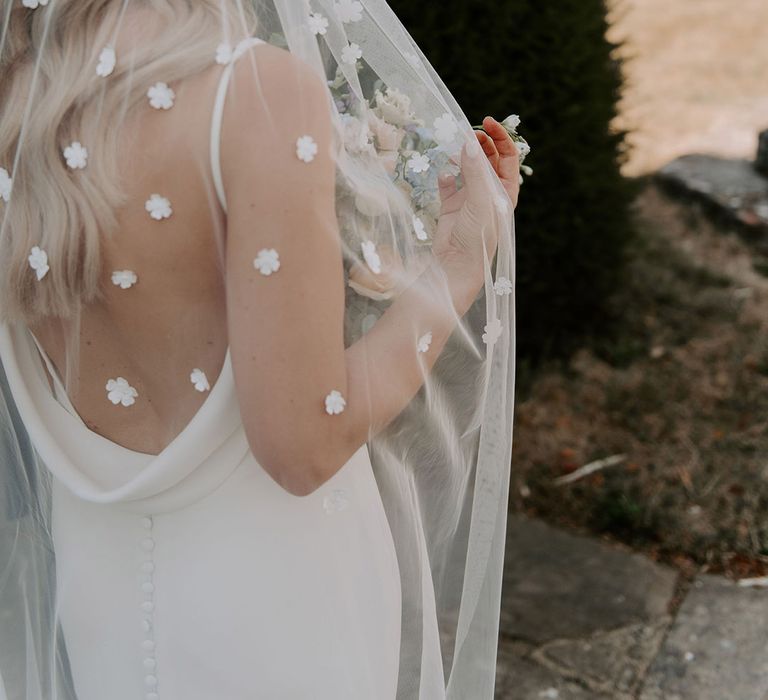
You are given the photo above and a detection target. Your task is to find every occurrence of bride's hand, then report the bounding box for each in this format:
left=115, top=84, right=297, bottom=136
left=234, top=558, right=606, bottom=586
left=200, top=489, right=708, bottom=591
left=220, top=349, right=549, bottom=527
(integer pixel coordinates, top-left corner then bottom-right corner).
left=432, top=116, right=518, bottom=305
left=475, top=116, right=521, bottom=207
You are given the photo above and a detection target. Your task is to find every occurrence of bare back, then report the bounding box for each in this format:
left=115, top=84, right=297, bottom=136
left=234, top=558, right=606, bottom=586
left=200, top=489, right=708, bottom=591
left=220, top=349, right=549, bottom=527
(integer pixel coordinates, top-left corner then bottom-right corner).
left=32, top=64, right=229, bottom=454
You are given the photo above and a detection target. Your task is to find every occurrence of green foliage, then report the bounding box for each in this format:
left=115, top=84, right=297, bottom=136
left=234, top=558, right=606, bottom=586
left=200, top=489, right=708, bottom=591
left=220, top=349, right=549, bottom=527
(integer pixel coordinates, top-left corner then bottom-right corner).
left=389, top=0, right=637, bottom=361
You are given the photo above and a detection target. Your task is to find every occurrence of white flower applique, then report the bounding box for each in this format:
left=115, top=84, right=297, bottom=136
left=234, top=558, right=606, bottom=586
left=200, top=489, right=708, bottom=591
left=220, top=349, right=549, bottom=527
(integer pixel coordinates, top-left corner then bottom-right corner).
left=433, top=113, right=459, bottom=146
left=22, top=0, right=49, bottom=8
left=417, top=332, right=433, bottom=354
left=494, top=276, right=513, bottom=296
left=96, top=46, right=116, bottom=77
left=106, top=377, right=138, bottom=407
left=308, top=12, right=329, bottom=36
left=296, top=135, right=319, bottom=163
left=253, top=249, right=281, bottom=276
left=215, top=42, right=233, bottom=65
left=147, top=82, right=175, bottom=110
left=63, top=142, right=88, bottom=170
left=405, top=52, right=421, bottom=69
left=361, top=240, right=381, bottom=274
left=0, top=167, right=11, bottom=203
left=482, top=318, right=503, bottom=346
left=341, top=42, right=363, bottom=65
left=145, top=194, right=172, bottom=220
left=334, top=0, right=363, bottom=23
left=407, top=153, right=430, bottom=174
left=111, top=270, right=137, bottom=289
left=28, top=246, right=49, bottom=281
left=190, top=368, right=210, bottom=392
left=323, top=489, right=350, bottom=514
left=413, top=215, right=428, bottom=241
left=325, top=390, right=346, bottom=416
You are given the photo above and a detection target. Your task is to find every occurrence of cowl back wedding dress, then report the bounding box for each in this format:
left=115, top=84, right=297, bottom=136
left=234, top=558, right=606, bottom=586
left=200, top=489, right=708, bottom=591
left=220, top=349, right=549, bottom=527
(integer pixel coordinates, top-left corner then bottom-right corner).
left=0, top=2, right=515, bottom=699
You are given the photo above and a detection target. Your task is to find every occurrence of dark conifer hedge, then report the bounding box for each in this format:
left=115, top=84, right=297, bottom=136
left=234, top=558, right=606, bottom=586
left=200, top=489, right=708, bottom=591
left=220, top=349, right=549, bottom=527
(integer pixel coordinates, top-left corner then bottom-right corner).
left=390, top=0, right=636, bottom=362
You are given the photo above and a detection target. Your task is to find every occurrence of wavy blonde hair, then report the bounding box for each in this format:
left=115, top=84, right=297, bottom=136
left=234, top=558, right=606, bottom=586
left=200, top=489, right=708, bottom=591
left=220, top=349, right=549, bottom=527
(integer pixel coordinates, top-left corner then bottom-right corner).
left=0, top=0, right=258, bottom=323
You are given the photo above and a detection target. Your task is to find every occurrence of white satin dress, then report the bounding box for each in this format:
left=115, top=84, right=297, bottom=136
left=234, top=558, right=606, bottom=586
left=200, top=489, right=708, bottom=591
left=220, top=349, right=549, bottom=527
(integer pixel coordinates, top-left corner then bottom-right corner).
left=0, top=37, right=402, bottom=700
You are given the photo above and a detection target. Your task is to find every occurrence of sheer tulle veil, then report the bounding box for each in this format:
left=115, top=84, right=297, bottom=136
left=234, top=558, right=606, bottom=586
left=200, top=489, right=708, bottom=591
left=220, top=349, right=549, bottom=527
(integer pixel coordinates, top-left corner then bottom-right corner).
left=0, top=1, right=515, bottom=698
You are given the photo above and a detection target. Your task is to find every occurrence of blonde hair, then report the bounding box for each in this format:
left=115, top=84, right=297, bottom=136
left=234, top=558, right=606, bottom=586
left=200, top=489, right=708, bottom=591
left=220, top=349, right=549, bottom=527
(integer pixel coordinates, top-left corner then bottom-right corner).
left=0, top=0, right=258, bottom=323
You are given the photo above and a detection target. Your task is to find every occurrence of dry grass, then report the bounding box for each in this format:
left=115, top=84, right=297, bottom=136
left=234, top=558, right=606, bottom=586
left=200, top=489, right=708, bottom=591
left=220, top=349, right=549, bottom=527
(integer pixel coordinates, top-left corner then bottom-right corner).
left=512, top=184, right=768, bottom=577
left=608, top=0, right=768, bottom=176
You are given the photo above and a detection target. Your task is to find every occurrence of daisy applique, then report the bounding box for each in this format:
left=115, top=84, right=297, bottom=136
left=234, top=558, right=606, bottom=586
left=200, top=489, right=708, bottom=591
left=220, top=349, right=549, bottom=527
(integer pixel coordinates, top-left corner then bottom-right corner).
left=63, top=142, right=88, bottom=170
left=413, top=216, right=428, bottom=241
left=361, top=240, right=382, bottom=274
left=296, top=135, right=318, bottom=163
left=494, top=276, right=513, bottom=296
left=308, top=12, right=329, bottom=36
left=482, top=318, right=503, bottom=346
left=111, top=270, right=137, bottom=289
left=96, top=46, right=116, bottom=77
left=334, top=0, right=363, bottom=23
left=147, top=82, right=175, bottom=110
left=433, top=113, right=459, bottom=146
left=106, top=377, right=138, bottom=407
left=417, top=332, right=433, bottom=354
left=341, top=42, right=363, bottom=65
left=0, top=167, right=11, bottom=203
left=28, top=246, right=49, bottom=281
left=407, top=153, right=430, bottom=174
left=323, top=489, right=350, bottom=514
left=215, top=42, right=233, bottom=65
left=190, top=368, right=210, bottom=392
left=324, top=390, right=346, bottom=416
left=145, top=194, right=172, bottom=221
left=254, top=249, right=280, bottom=276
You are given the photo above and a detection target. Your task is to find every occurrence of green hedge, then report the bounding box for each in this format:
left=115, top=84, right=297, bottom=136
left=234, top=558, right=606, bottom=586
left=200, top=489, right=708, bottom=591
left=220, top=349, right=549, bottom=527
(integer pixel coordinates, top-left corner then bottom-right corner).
left=390, top=0, right=636, bottom=362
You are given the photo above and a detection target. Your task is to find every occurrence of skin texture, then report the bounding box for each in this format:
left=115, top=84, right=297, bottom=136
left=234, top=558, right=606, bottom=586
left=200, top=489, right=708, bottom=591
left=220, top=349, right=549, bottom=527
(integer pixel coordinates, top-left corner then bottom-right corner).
left=32, top=42, right=519, bottom=495
left=224, top=46, right=519, bottom=495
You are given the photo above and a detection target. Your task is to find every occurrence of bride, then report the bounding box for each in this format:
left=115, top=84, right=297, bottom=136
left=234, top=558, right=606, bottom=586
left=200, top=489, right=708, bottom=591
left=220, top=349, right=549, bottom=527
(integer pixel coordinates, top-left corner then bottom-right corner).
left=0, top=1, right=517, bottom=698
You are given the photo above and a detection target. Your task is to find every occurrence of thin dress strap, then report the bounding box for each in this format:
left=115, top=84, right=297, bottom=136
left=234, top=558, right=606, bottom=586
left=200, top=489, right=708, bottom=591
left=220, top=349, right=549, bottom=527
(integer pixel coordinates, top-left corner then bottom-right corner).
left=210, top=37, right=266, bottom=214
left=28, top=330, right=83, bottom=424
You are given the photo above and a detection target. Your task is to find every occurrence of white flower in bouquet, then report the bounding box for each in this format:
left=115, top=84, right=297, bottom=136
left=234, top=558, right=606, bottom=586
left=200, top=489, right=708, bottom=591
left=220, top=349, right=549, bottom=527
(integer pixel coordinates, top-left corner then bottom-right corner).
left=373, top=87, right=422, bottom=128
left=340, top=114, right=374, bottom=155
left=515, top=139, right=531, bottom=159
left=502, top=114, right=521, bottom=131
left=367, top=112, right=405, bottom=152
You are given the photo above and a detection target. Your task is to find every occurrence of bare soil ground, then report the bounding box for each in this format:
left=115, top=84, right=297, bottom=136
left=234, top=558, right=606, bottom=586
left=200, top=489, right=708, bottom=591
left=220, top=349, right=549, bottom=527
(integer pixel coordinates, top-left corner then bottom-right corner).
left=512, top=183, right=768, bottom=578
left=608, top=0, right=768, bottom=176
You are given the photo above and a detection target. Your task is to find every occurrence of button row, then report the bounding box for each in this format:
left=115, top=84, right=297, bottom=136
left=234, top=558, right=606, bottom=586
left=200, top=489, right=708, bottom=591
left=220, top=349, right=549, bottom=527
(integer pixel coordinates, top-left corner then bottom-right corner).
left=139, top=515, right=159, bottom=700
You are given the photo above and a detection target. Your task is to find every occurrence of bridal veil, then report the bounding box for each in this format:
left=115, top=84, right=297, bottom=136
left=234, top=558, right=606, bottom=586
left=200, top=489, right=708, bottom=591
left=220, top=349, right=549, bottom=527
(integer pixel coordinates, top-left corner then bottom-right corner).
left=0, top=1, right=516, bottom=698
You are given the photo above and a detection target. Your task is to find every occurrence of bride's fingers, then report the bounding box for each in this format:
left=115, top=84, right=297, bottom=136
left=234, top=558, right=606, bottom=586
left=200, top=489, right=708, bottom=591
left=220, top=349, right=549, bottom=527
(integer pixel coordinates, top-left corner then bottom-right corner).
left=438, top=173, right=458, bottom=201
left=475, top=129, right=499, bottom=163
left=438, top=173, right=460, bottom=213
left=482, top=116, right=520, bottom=182
left=460, top=139, right=494, bottom=213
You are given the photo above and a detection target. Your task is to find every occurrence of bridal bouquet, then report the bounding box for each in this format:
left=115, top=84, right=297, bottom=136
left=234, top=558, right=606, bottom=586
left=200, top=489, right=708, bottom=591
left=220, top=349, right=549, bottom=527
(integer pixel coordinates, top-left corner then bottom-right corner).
left=326, top=62, right=529, bottom=303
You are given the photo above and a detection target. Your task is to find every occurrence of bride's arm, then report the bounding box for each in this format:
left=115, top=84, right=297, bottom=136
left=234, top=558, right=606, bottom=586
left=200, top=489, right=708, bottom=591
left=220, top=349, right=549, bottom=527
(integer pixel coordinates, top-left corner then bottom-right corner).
left=223, top=46, right=500, bottom=496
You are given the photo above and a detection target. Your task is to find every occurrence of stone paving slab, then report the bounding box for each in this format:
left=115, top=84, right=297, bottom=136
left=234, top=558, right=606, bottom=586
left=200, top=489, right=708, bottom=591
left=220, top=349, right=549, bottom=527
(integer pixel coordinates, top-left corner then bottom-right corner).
left=640, top=574, right=768, bottom=700
left=495, top=639, right=609, bottom=700
left=656, top=155, right=768, bottom=249
left=535, top=619, right=670, bottom=697
left=501, top=516, right=678, bottom=645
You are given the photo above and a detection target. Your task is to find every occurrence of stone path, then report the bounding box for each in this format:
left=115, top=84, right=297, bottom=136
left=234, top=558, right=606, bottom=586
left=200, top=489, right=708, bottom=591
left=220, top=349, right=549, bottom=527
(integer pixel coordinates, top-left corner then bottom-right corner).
left=496, top=516, right=768, bottom=699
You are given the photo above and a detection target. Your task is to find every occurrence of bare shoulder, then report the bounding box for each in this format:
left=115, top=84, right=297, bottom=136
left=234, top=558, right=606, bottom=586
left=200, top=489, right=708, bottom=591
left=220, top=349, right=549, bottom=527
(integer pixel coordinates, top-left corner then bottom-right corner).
left=225, top=41, right=331, bottom=131
left=220, top=41, right=334, bottom=189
